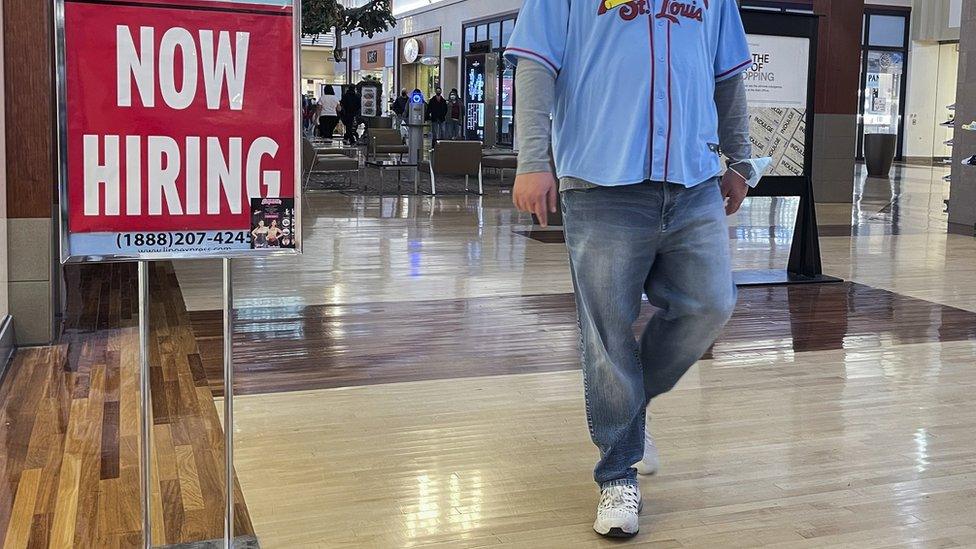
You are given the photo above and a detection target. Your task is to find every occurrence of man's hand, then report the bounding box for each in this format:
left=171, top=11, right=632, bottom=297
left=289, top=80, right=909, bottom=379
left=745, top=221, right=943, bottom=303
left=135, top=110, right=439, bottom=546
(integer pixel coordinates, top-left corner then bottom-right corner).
left=720, top=169, right=749, bottom=216
left=513, top=172, right=558, bottom=227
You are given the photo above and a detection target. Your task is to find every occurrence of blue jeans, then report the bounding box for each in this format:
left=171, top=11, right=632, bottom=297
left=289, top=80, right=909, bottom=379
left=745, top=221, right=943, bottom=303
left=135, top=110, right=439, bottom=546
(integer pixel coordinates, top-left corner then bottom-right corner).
left=432, top=120, right=449, bottom=142
left=562, top=179, right=737, bottom=488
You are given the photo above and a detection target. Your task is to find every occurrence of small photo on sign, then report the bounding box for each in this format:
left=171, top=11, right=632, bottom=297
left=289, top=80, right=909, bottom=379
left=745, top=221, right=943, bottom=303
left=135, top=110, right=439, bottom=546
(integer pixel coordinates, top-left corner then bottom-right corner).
left=251, top=198, right=296, bottom=250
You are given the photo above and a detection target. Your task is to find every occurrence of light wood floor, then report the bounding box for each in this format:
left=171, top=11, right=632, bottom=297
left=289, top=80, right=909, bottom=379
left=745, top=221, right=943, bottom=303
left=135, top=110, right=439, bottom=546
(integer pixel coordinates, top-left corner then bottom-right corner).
left=227, top=339, right=976, bottom=548
left=214, top=164, right=976, bottom=548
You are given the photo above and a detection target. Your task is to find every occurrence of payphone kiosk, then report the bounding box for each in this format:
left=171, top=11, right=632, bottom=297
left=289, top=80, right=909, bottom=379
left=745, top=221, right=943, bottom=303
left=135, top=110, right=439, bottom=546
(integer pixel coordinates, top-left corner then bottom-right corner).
left=406, top=90, right=426, bottom=164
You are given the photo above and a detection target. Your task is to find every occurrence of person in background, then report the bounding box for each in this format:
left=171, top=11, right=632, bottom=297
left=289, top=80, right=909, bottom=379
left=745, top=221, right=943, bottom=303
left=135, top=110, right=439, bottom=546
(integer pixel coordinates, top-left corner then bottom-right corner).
left=427, top=87, right=449, bottom=144
left=448, top=88, right=464, bottom=140
left=302, top=94, right=315, bottom=134
left=507, top=0, right=754, bottom=539
left=318, top=85, right=341, bottom=139
left=339, top=86, right=362, bottom=144
left=392, top=89, right=409, bottom=133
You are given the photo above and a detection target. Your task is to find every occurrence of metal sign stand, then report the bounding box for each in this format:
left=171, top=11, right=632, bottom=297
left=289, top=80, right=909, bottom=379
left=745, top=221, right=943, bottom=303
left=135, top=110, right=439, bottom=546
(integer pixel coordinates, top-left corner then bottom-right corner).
left=733, top=9, right=842, bottom=287
left=138, top=262, right=152, bottom=549
left=56, top=2, right=301, bottom=545
left=223, top=258, right=235, bottom=548
left=137, top=259, right=236, bottom=549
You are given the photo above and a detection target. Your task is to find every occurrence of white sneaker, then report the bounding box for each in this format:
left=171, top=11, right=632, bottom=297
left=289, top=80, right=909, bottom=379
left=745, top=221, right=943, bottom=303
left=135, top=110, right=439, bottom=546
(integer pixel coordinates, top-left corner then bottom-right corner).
left=593, top=483, right=642, bottom=538
left=635, top=419, right=660, bottom=475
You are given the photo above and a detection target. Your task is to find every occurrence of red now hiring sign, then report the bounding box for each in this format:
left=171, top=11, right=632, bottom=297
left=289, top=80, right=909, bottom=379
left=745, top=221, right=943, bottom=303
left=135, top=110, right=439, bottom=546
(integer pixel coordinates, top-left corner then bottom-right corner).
left=58, top=0, right=300, bottom=262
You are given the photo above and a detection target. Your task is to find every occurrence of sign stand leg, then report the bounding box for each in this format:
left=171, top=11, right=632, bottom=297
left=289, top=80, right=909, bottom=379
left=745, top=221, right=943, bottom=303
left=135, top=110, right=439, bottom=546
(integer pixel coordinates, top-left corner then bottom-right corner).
left=223, top=258, right=235, bottom=548
left=138, top=261, right=153, bottom=549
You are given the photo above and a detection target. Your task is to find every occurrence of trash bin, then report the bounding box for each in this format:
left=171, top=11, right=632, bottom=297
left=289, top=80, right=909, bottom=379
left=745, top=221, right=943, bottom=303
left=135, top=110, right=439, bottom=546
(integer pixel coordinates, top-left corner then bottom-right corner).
left=864, top=133, right=897, bottom=178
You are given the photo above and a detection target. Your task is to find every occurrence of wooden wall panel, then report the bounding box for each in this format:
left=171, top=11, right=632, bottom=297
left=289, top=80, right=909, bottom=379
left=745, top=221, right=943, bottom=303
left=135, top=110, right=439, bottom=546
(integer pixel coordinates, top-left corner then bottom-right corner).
left=813, top=0, right=865, bottom=115
left=3, top=0, right=55, bottom=219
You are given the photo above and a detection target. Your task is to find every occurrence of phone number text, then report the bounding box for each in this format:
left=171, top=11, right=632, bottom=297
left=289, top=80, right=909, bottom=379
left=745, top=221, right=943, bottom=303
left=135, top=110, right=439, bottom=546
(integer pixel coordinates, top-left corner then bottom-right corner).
left=116, top=231, right=250, bottom=250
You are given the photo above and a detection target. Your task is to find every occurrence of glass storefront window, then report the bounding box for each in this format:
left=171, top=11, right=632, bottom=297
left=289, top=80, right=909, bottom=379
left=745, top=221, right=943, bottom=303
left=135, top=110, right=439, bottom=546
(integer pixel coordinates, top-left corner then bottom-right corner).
left=462, top=14, right=519, bottom=147
left=863, top=51, right=904, bottom=135
left=868, top=15, right=906, bottom=48
left=856, top=9, right=909, bottom=160
left=500, top=57, right=515, bottom=145
left=351, top=48, right=361, bottom=72
left=490, top=22, right=502, bottom=50
left=502, top=19, right=515, bottom=49
left=399, top=32, right=441, bottom=99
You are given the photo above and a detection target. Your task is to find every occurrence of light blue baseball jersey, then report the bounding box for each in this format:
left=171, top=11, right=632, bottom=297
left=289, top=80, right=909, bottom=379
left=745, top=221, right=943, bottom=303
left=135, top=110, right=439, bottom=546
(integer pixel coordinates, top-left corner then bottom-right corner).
left=504, top=0, right=751, bottom=187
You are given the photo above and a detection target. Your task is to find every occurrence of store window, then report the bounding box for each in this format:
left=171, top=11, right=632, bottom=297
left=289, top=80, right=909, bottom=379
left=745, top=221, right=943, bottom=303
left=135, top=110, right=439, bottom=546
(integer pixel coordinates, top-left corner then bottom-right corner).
left=462, top=13, right=518, bottom=147
left=502, top=19, right=515, bottom=48
left=350, top=41, right=396, bottom=115
left=399, top=31, right=442, bottom=100
left=857, top=9, right=910, bottom=160
left=490, top=22, right=502, bottom=50
left=868, top=15, right=906, bottom=48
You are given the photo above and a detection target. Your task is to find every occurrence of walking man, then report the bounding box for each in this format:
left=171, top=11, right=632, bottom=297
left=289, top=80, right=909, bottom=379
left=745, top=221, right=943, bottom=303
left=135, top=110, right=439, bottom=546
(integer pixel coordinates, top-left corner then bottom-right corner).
left=507, top=0, right=756, bottom=538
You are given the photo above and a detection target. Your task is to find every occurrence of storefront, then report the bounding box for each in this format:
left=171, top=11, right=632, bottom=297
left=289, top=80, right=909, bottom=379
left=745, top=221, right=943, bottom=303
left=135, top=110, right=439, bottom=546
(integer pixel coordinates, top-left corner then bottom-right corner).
left=300, top=34, right=338, bottom=98
left=857, top=7, right=911, bottom=161
left=350, top=41, right=395, bottom=114
left=462, top=14, right=517, bottom=147
left=398, top=31, right=441, bottom=100
left=903, top=1, right=960, bottom=164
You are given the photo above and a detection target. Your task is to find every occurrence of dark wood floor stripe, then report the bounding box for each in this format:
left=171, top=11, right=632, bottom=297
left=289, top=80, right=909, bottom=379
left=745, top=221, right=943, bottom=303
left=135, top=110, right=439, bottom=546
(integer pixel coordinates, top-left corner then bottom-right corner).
left=188, top=282, right=976, bottom=397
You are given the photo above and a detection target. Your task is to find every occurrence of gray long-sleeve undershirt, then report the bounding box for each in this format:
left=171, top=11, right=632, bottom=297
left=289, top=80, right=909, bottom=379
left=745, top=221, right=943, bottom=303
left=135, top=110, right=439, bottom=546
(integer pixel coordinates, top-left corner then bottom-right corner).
left=514, top=58, right=752, bottom=191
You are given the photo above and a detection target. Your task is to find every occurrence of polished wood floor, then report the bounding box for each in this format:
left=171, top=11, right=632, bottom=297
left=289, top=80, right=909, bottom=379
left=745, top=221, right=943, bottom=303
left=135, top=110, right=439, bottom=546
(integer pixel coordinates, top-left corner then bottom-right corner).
left=187, top=283, right=976, bottom=396
left=0, top=263, right=254, bottom=548
left=221, top=165, right=976, bottom=548
left=231, top=341, right=976, bottom=547
left=2, top=164, right=976, bottom=547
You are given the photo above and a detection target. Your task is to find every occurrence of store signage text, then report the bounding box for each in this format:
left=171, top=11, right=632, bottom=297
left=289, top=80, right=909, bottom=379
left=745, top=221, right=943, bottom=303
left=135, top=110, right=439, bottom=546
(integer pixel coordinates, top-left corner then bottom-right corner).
left=84, top=25, right=281, bottom=218
left=745, top=53, right=774, bottom=82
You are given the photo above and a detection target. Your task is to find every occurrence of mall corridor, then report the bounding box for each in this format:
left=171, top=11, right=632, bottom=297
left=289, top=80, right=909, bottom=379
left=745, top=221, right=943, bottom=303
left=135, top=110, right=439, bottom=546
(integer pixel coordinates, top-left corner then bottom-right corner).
left=2, top=0, right=976, bottom=547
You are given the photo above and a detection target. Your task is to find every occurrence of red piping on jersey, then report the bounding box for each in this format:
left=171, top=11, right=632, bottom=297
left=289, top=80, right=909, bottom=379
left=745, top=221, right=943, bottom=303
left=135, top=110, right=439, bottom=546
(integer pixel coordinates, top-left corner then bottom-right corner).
left=716, top=59, right=752, bottom=80
left=664, top=21, right=673, bottom=183
left=647, top=10, right=656, bottom=179
left=505, top=47, right=559, bottom=74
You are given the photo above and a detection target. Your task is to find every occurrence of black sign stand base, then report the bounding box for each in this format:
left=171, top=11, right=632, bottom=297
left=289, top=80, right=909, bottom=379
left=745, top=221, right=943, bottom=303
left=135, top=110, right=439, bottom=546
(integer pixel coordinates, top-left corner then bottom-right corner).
left=734, top=173, right=843, bottom=287
left=734, top=270, right=843, bottom=286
